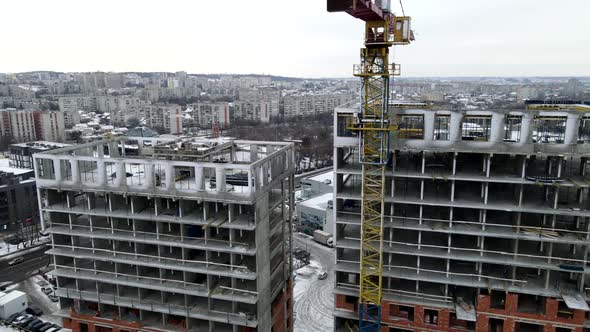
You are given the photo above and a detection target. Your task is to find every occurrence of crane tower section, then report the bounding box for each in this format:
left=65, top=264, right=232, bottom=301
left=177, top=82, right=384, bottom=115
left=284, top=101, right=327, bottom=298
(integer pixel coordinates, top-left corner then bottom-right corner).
left=327, top=1, right=412, bottom=331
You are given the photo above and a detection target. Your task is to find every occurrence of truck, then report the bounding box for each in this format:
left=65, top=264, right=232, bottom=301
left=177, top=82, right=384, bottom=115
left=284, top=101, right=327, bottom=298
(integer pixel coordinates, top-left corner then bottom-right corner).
left=313, top=230, right=334, bottom=248
left=0, top=290, right=28, bottom=320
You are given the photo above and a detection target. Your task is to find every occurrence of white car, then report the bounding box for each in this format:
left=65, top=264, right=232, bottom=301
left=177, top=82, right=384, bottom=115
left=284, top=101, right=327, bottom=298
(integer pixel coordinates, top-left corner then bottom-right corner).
left=318, top=272, right=328, bottom=280
left=8, top=257, right=24, bottom=266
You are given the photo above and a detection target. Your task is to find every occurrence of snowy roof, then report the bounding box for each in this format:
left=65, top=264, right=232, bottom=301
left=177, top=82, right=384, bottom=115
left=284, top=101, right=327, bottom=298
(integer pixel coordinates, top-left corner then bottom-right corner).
left=126, top=126, right=159, bottom=137
left=308, top=171, right=333, bottom=185
left=298, top=193, right=333, bottom=211
left=0, top=290, right=26, bottom=305
left=0, top=159, right=33, bottom=176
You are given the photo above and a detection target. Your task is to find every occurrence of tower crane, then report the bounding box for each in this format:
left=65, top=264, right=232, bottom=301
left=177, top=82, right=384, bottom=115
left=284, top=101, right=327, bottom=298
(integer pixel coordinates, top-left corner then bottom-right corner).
left=326, top=1, right=413, bottom=331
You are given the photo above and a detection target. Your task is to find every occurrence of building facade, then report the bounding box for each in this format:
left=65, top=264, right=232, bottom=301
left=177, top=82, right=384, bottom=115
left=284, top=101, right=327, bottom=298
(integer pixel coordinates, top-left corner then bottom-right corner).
left=0, top=108, right=37, bottom=143
left=0, top=170, right=37, bottom=233
left=333, top=104, right=590, bottom=331
left=34, top=137, right=295, bottom=332
left=283, top=92, right=354, bottom=119
left=190, top=102, right=231, bottom=128
left=34, top=111, right=66, bottom=142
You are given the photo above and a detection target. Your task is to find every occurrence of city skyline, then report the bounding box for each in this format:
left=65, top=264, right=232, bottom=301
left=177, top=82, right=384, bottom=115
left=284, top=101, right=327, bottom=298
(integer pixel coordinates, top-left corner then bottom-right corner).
left=1, top=0, right=589, bottom=78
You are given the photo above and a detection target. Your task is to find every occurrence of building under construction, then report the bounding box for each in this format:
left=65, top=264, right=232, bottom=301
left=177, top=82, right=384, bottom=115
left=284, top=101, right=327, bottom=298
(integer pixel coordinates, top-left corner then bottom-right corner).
left=33, top=137, right=295, bottom=332
left=333, top=104, right=590, bottom=331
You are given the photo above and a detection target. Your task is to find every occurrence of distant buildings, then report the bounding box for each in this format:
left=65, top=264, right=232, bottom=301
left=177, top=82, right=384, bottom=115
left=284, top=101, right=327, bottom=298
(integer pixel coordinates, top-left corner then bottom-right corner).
left=0, top=109, right=67, bottom=143
left=0, top=161, right=37, bottom=232
left=189, top=102, right=231, bottom=128
left=9, top=141, right=70, bottom=169
left=0, top=109, right=36, bottom=142
left=143, top=104, right=183, bottom=134
left=283, top=92, right=354, bottom=118
left=234, top=100, right=272, bottom=123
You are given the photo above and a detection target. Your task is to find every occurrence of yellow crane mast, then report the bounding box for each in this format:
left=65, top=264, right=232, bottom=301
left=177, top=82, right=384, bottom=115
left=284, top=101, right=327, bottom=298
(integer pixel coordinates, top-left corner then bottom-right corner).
left=327, top=1, right=413, bottom=330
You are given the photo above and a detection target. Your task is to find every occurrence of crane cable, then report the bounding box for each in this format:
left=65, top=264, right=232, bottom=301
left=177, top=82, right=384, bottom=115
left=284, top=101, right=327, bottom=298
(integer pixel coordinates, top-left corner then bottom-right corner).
left=399, top=0, right=406, bottom=16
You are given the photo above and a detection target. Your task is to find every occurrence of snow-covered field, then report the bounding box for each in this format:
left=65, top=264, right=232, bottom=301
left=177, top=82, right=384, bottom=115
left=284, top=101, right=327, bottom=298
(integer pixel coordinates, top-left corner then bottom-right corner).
left=293, top=234, right=334, bottom=332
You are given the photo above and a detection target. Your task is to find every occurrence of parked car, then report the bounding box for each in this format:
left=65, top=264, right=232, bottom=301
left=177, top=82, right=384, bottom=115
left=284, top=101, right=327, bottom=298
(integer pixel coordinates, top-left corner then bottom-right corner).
left=12, top=314, right=31, bottom=325
left=32, top=322, right=53, bottom=332
left=5, top=312, right=23, bottom=324
left=37, top=323, right=55, bottom=332
left=45, top=326, right=61, bottom=332
left=29, top=320, right=46, bottom=331
left=318, top=271, right=328, bottom=280
left=41, top=287, right=52, bottom=295
left=8, top=257, right=24, bottom=266
left=16, top=316, right=35, bottom=327
left=24, top=318, right=42, bottom=330
left=47, top=295, right=58, bottom=303
left=26, top=305, right=43, bottom=316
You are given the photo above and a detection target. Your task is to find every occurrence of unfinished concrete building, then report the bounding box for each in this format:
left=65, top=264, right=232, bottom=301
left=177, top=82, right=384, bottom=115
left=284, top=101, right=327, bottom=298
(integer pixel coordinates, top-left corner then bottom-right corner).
left=333, top=104, right=590, bottom=331
left=33, top=137, right=295, bottom=332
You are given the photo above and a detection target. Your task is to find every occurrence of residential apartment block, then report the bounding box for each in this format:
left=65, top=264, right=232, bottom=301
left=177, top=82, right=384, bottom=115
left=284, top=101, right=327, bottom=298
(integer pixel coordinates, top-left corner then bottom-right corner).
left=189, top=102, right=231, bottom=128
left=333, top=104, right=590, bottom=331
left=34, top=137, right=295, bottom=332
left=283, top=92, right=354, bottom=119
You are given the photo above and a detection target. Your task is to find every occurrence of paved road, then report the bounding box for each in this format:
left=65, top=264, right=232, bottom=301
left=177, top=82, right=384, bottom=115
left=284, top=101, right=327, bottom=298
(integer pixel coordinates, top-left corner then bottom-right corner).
left=293, top=233, right=335, bottom=332
left=0, top=245, right=50, bottom=284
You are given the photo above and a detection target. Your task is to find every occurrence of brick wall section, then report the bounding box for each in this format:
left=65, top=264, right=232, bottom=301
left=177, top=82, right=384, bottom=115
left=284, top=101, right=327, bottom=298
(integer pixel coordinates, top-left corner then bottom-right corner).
left=476, top=293, right=585, bottom=332
left=271, top=278, right=294, bottom=332
left=335, top=294, right=356, bottom=312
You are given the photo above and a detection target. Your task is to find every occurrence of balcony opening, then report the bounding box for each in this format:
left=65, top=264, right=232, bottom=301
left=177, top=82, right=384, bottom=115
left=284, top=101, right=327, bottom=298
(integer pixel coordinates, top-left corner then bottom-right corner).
left=424, top=309, right=438, bottom=325
left=515, top=321, right=543, bottom=332
left=504, top=115, right=522, bottom=143
left=578, top=116, right=590, bottom=143
left=399, top=115, right=424, bottom=139
left=557, top=300, right=574, bottom=319
left=489, top=318, right=504, bottom=332
left=462, top=116, right=491, bottom=141
left=533, top=116, right=566, bottom=143
left=490, top=291, right=506, bottom=310
left=517, top=294, right=545, bottom=314
left=337, top=113, right=357, bottom=137
left=434, top=114, right=450, bottom=140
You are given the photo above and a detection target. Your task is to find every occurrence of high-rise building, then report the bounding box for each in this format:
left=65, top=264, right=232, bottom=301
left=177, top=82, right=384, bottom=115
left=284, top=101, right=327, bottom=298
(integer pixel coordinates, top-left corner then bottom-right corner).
left=143, top=104, right=183, bottom=135
left=34, top=137, right=295, bottom=332
left=332, top=104, right=590, bottom=331
left=33, top=111, right=66, bottom=142
left=0, top=108, right=37, bottom=143
left=283, top=92, right=354, bottom=119
left=190, top=102, right=231, bottom=128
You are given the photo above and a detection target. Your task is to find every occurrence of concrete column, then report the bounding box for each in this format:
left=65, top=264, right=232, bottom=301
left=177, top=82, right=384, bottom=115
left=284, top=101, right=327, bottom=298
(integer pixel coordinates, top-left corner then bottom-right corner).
left=97, top=144, right=104, bottom=158
left=144, top=164, right=154, bottom=188
left=70, top=160, right=80, bottom=184
left=248, top=169, right=255, bottom=193
left=96, top=160, right=106, bottom=186
left=115, top=162, right=126, bottom=187
left=109, top=141, right=120, bottom=157
left=53, top=158, right=62, bottom=182
left=195, top=166, right=204, bottom=191
left=215, top=166, right=226, bottom=192
left=491, top=112, right=504, bottom=143
left=520, top=114, right=533, bottom=144
left=450, top=112, right=463, bottom=142
left=423, top=112, right=435, bottom=142
left=165, top=164, right=174, bottom=190
left=565, top=114, right=581, bottom=145
left=251, top=144, right=259, bottom=162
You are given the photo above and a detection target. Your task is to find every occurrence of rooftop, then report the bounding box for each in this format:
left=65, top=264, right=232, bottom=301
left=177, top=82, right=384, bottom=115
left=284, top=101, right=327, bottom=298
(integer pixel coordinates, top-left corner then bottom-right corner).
left=298, top=192, right=333, bottom=211
left=11, top=141, right=70, bottom=150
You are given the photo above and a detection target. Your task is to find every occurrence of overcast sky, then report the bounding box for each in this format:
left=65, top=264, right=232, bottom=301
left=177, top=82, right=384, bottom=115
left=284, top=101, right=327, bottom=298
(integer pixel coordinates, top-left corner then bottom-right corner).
left=1, top=0, right=589, bottom=77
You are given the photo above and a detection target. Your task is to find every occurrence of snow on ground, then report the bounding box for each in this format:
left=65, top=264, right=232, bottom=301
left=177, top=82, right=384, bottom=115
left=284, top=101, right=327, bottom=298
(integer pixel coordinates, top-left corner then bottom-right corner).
left=293, top=234, right=334, bottom=332
left=0, top=238, right=50, bottom=257
left=7, top=275, right=62, bottom=326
